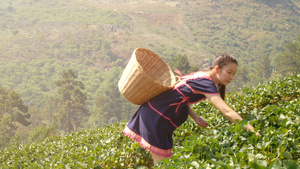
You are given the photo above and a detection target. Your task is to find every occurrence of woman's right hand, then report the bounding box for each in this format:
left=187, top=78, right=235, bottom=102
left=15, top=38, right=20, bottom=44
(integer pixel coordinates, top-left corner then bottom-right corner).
left=245, top=124, right=260, bottom=136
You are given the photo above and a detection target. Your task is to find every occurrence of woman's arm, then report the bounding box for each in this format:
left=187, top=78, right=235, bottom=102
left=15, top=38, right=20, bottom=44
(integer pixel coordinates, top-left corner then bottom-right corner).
left=188, top=106, right=208, bottom=128
left=188, top=106, right=198, bottom=119
left=204, top=94, right=256, bottom=133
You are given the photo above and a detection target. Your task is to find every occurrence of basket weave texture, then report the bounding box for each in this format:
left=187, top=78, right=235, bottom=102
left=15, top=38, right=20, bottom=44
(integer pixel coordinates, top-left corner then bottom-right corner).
left=118, top=48, right=176, bottom=105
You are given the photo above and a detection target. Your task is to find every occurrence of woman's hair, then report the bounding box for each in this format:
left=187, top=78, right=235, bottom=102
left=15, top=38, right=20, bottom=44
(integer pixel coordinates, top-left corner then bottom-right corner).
left=209, top=53, right=238, bottom=100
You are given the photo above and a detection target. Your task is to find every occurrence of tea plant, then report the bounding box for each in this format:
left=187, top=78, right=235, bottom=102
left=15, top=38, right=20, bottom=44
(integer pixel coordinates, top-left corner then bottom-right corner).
left=0, top=122, right=153, bottom=168
left=158, top=74, right=300, bottom=168
left=0, top=74, right=299, bottom=168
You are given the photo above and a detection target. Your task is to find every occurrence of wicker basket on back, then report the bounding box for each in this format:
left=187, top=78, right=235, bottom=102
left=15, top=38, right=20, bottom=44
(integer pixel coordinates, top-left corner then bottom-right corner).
left=118, top=48, right=176, bottom=105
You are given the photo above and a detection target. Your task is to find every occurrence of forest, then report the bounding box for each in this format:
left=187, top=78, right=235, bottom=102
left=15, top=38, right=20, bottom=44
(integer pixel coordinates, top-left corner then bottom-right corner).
left=0, top=0, right=300, bottom=153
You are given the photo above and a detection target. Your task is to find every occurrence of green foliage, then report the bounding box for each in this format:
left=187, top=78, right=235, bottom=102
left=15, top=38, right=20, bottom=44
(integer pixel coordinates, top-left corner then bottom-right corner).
left=0, top=74, right=299, bottom=168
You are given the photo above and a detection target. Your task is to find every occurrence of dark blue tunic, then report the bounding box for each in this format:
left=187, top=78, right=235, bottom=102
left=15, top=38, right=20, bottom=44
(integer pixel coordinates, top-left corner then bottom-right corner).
left=123, top=72, right=219, bottom=157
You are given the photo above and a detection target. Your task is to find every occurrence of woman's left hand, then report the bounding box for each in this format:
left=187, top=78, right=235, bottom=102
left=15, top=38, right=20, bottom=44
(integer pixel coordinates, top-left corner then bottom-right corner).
left=195, top=116, right=208, bottom=128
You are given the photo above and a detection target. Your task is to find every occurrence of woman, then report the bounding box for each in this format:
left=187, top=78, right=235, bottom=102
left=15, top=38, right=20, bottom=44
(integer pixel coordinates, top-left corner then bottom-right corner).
left=123, top=53, right=258, bottom=165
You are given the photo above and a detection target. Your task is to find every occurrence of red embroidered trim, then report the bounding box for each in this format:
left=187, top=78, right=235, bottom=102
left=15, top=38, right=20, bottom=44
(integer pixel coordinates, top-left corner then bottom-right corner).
left=123, top=126, right=173, bottom=158
left=169, top=88, right=190, bottom=113
left=174, top=72, right=213, bottom=89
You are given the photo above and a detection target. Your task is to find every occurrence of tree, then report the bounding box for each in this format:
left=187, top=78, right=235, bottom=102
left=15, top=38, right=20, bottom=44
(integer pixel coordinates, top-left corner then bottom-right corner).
left=277, top=35, right=300, bottom=75
left=55, top=69, right=88, bottom=133
left=0, top=87, right=30, bottom=149
left=168, top=54, right=192, bottom=75
left=253, top=54, right=273, bottom=84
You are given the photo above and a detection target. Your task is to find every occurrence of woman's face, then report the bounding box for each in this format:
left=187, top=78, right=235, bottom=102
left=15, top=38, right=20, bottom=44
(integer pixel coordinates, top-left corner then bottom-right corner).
left=217, top=63, right=238, bottom=86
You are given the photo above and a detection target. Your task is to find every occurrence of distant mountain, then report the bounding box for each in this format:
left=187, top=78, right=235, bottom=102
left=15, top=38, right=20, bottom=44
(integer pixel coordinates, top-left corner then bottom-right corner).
left=0, top=0, right=299, bottom=67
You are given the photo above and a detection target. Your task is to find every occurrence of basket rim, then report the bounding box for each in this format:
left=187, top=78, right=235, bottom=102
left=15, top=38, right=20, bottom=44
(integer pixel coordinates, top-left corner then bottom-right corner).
left=133, top=47, right=176, bottom=88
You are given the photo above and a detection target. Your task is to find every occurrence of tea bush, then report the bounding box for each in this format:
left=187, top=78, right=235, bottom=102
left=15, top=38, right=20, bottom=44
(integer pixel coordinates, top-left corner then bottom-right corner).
left=0, top=74, right=299, bottom=168
left=160, top=74, right=300, bottom=168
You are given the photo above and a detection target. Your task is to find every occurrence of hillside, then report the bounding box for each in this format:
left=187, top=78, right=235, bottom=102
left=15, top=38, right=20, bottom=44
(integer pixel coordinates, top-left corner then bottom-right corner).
left=0, top=0, right=299, bottom=150
left=0, top=74, right=299, bottom=168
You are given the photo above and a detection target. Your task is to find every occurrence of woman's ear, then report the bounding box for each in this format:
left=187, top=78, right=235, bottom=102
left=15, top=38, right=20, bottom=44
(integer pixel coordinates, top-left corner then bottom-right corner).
left=215, top=65, right=220, bottom=73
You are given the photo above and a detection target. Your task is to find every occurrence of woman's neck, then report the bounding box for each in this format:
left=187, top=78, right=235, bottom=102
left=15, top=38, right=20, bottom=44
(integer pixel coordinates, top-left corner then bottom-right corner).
left=204, top=70, right=220, bottom=84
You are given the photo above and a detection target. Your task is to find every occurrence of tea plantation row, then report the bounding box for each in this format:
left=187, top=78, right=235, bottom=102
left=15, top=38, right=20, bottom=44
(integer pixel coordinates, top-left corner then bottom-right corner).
left=0, top=74, right=299, bottom=168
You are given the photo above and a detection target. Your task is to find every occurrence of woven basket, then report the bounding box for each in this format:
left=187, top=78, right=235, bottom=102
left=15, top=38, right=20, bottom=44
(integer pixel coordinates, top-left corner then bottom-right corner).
left=118, top=48, right=176, bottom=105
